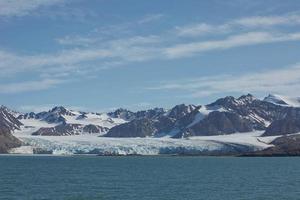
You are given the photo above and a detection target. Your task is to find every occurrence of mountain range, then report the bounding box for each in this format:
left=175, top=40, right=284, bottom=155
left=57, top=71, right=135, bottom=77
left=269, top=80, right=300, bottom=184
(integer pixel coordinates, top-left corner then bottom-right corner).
left=1, top=93, right=300, bottom=155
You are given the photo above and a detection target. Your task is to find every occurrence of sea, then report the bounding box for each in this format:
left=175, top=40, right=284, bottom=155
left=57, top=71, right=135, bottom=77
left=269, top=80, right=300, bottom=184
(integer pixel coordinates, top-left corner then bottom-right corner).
left=0, top=155, right=299, bottom=200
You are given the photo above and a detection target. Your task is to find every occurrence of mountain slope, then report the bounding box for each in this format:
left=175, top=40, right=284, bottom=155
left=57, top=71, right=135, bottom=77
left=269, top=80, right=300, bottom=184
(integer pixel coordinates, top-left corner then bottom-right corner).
left=0, top=106, right=22, bottom=153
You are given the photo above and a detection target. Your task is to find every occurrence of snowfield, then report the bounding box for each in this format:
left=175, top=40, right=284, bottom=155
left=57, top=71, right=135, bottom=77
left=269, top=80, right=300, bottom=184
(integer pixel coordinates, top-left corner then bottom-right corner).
left=11, top=131, right=275, bottom=155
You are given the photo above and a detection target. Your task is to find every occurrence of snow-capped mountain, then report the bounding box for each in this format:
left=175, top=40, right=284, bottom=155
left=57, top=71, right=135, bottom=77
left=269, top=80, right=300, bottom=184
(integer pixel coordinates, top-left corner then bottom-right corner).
left=104, top=94, right=300, bottom=138
left=10, top=93, right=300, bottom=139
left=3, top=93, right=300, bottom=155
left=263, top=94, right=300, bottom=107
left=17, top=106, right=127, bottom=136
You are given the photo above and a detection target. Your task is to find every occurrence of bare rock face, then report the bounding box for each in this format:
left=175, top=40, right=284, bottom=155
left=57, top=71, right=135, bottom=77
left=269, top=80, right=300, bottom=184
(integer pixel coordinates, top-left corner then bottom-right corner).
left=178, top=111, right=253, bottom=137
left=108, top=107, right=166, bottom=121
left=0, top=130, right=22, bottom=153
left=0, top=106, right=23, bottom=131
left=83, top=124, right=109, bottom=134
left=0, top=106, right=22, bottom=153
left=242, top=135, right=300, bottom=156
left=105, top=118, right=157, bottom=137
left=167, top=104, right=196, bottom=119
left=263, top=117, right=300, bottom=136
left=32, top=123, right=109, bottom=136
left=107, top=108, right=136, bottom=121
left=32, top=123, right=83, bottom=136
left=18, top=106, right=74, bottom=124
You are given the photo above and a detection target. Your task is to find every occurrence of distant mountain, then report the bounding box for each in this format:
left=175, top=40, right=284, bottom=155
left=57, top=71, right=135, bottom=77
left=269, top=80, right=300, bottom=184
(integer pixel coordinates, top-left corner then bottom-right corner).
left=4, top=93, right=300, bottom=139
left=107, top=107, right=166, bottom=121
left=104, top=94, right=300, bottom=138
left=32, top=123, right=109, bottom=136
left=18, top=106, right=75, bottom=123
left=17, top=106, right=126, bottom=136
left=3, top=93, right=300, bottom=155
left=105, top=118, right=157, bottom=138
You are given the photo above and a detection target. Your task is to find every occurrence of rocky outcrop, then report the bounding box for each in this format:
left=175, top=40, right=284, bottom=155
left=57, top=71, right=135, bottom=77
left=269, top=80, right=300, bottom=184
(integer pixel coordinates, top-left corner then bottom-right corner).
left=242, top=135, right=300, bottom=156
left=18, top=106, right=75, bottom=123
left=135, top=108, right=166, bottom=120
left=0, top=106, right=23, bottom=131
left=108, top=107, right=166, bottom=121
left=32, top=123, right=108, bottom=136
left=178, top=111, right=253, bottom=137
left=0, top=107, right=22, bottom=153
left=262, top=117, right=300, bottom=136
left=83, top=124, right=108, bottom=134
left=166, top=104, right=196, bottom=119
left=0, top=129, right=22, bottom=153
left=32, top=123, right=83, bottom=136
left=104, top=118, right=157, bottom=137
left=107, top=108, right=136, bottom=121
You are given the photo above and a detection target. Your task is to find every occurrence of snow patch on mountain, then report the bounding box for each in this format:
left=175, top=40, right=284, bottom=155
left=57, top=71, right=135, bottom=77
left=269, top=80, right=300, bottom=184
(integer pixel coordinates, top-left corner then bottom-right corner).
left=263, top=94, right=300, bottom=107
left=63, top=112, right=126, bottom=128
left=187, top=105, right=227, bottom=128
left=16, top=106, right=127, bottom=136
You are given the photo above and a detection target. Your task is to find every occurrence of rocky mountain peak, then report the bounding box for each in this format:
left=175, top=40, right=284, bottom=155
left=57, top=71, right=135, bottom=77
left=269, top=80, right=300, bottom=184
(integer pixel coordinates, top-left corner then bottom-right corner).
left=167, top=104, right=196, bottom=119
left=108, top=108, right=135, bottom=121
left=207, top=96, right=237, bottom=107
left=50, top=106, right=75, bottom=116
left=0, top=107, right=23, bottom=131
left=237, top=93, right=256, bottom=103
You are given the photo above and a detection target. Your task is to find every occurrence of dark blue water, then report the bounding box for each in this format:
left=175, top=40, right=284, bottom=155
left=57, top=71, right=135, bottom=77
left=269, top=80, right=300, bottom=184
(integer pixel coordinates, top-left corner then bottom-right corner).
left=0, top=156, right=300, bottom=200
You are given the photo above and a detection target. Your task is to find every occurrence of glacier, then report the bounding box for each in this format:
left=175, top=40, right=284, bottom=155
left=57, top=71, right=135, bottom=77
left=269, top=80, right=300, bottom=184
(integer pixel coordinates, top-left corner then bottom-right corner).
left=11, top=132, right=275, bottom=155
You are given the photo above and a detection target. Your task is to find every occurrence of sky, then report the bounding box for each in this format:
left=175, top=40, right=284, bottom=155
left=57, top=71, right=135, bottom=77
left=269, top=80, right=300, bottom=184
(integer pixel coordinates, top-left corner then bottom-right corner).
left=1, top=0, right=300, bottom=112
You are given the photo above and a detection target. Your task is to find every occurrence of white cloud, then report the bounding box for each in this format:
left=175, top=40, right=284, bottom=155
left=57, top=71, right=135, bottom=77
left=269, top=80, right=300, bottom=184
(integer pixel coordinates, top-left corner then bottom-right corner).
left=148, top=63, right=300, bottom=98
left=176, top=13, right=300, bottom=37
left=0, top=0, right=65, bottom=17
left=0, top=34, right=163, bottom=77
left=0, top=79, right=64, bottom=94
left=176, top=23, right=230, bottom=37
left=234, top=14, right=300, bottom=27
left=3, top=11, right=300, bottom=95
left=138, top=14, right=165, bottom=24
left=165, top=32, right=300, bottom=58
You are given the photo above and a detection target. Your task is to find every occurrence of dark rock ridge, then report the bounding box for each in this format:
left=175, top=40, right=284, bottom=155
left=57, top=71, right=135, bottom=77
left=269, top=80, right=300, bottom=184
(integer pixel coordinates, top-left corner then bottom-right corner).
left=242, top=135, right=300, bottom=156
left=262, top=117, right=300, bottom=136
left=0, top=106, right=23, bottom=131
left=107, top=108, right=136, bottom=121
left=0, top=106, right=22, bottom=153
left=0, top=129, right=22, bottom=153
left=32, top=123, right=108, bottom=136
left=107, top=107, right=166, bottom=121
left=105, top=104, right=195, bottom=138
left=166, top=104, right=196, bottom=119
left=105, top=118, right=157, bottom=137
left=83, top=124, right=109, bottom=134
left=18, top=106, right=74, bottom=123
left=178, top=111, right=253, bottom=138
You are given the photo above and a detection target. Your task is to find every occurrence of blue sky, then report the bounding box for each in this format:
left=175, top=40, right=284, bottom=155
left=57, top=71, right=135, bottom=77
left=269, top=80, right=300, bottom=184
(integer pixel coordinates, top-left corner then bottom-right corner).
left=1, top=0, right=300, bottom=112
